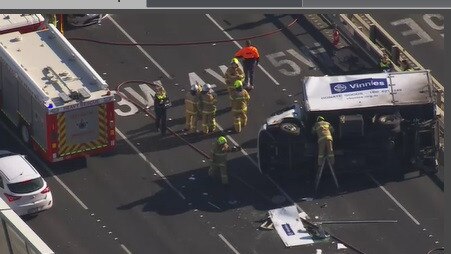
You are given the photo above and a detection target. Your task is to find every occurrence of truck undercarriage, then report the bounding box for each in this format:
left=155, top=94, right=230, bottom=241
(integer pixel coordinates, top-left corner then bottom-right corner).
left=258, top=103, right=439, bottom=178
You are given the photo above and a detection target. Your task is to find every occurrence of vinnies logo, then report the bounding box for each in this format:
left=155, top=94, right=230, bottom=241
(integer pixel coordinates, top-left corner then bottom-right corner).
left=330, top=78, right=388, bottom=94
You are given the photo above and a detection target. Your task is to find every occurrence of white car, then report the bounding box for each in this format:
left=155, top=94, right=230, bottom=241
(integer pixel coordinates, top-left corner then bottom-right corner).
left=0, top=151, right=53, bottom=216
left=65, top=14, right=109, bottom=27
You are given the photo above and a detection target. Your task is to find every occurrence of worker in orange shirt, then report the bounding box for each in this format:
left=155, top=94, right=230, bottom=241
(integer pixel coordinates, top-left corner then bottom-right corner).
left=234, top=40, right=260, bottom=90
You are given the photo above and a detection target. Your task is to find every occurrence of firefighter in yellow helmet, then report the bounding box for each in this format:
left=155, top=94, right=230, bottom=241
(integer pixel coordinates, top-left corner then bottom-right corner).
left=209, top=136, right=242, bottom=186
left=230, top=80, right=250, bottom=133
left=312, top=116, right=335, bottom=167
left=184, top=84, right=201, bottom=133
left=224, top=58, right=244, bottom=105
left=47, top=14, right=58, bottom=27
left=199, top=84, right=218, bottom=134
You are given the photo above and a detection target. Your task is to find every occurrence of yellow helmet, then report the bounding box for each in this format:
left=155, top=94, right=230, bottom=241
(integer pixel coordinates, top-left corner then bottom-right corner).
left=317, top=116, right=325, bottom=122
left=231, top=58, right=239, bottom=65
left=217, top=136, right=227, bottom=145
left=234, top=80, right=243, bottom=89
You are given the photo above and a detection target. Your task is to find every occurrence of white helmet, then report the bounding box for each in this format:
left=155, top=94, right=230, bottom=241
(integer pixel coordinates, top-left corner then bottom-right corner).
left=190, top=84, right=198, bottom=91
left=202, top=83, right=212, bottom=92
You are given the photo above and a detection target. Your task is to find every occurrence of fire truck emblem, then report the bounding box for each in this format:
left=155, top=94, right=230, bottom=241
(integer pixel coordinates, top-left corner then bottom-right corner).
left=76, top=119, right=88, bottom=130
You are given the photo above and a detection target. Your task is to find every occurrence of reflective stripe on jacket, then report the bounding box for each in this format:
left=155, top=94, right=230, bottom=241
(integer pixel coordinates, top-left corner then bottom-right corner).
left=212, top=143, right=229, bottom=164
left=185, top=92, right=199, bottom=114
left=312, top=121, right=334, bottom=141
left=224, top=66, right=244, bottom=86
left=231, top=89, right=250, bottom=113
left=200, top=93, right=217, bottom=114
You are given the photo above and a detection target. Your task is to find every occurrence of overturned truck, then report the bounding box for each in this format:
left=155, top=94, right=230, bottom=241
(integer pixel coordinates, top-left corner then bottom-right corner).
left=258, top=70, right=439, bottom=178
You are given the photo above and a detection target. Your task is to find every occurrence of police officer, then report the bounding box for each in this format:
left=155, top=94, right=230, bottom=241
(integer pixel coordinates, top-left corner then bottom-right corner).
left=230, top=80, right=250, bottom=133
left=184, top=84, right=201, bottom=133
left=234, top=40, right=260, bottom=90
left=200, top=84, right=218, bottom=134
left=153, top=86, right=170, bottom=136
left=312, top=116, right=335, bottom=168
left=224, top=58, right=244, bottom=105
left=209, top=136, right=241, bottom=186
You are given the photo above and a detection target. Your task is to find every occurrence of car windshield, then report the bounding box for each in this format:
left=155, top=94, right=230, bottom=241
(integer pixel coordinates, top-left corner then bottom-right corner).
left=7, top=177, right=44, bottom=194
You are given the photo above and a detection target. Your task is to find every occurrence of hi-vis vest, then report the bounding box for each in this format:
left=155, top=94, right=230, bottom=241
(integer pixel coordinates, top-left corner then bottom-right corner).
left=313, top=121, right=334, bottom=141
left=185, top=92, right=199, bottom=114
left=231, top=89, right=250, bottom=113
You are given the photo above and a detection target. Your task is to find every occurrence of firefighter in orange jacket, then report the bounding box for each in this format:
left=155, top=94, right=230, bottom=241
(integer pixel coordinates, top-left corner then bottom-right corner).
left=230, top=80, right=250, bottom=133
left=184, top=84, right=201, bottom=133
left=234, top=40, right=260, bottom=90
left=224, top=58, right=245, bottom=105
left=312, top=116, right=335, bottom=167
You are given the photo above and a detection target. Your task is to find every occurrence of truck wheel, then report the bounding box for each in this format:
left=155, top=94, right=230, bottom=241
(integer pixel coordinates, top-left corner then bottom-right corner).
left=280, top=122, right=300, bottom=136
left=20, top=124, right=31, bottom=144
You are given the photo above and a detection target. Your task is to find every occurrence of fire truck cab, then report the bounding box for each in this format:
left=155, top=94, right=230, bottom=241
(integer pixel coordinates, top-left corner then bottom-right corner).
left=0, top=24, right=115, bottom=162
left=258, top=71, right=440, bottom=178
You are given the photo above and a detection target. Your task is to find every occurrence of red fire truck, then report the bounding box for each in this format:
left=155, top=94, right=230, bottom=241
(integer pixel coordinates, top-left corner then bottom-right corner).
left=0, top=24, right=116, bottom=162
left=0, top=14, right=46, bottom=35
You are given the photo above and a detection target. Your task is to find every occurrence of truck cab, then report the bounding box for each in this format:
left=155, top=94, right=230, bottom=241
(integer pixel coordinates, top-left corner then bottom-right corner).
left=258, top=71, right=439, bottom=178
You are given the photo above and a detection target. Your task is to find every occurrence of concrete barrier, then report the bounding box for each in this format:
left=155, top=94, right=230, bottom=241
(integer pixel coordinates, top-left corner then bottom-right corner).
left=0, top=199, right=54, bottom=254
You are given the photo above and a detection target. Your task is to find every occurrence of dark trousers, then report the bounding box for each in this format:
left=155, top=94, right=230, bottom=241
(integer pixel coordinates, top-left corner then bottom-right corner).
left=154, top=107, right=167, bottom=135
left=243, top=59, right=257, bottom=87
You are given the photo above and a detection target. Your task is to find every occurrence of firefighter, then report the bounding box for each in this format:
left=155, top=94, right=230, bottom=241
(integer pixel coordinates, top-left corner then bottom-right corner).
left=209, top=136, right=242, bottom=186
left=230, top=80, right=250, bottom=133
left=312, top=116, right=335, bottom=168
left=184, top=84, right=201, bottom=133
left=332, top=25, right=340, bottom=56
left=47, top=14, right=58, bottom=27
left=379, top=53, right=392, bottom=72
left=224, top=58, right=245, bottom=105
left=234, top=40, right=260, bottom=90
left=200, top=84, right=218, bottom=134
left=400, top=59, right=414, bottom=71
left=153, top=85, right=170, bottom=136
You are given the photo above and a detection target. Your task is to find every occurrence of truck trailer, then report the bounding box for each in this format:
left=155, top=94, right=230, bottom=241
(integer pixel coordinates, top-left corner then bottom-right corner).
left=258, top=71, right=439, bottom=178
left=0, top=24, right=116, bottom=162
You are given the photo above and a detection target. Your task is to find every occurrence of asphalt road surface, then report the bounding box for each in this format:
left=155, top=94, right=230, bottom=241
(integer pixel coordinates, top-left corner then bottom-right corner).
left=0, top=14, right=443, bottom=254
left=371, top=13, right=444, bottom=84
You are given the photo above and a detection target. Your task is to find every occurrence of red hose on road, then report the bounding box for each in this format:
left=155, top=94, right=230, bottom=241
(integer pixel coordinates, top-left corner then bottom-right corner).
left=67, top=17, right=299, bottom=47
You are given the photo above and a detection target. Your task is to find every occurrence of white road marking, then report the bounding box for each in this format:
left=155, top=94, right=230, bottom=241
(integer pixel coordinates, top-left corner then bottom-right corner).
left=108, top=18, right=423, bottom=232
left=120, top=244, right=132, bottom=254
left=368, top=174, right=420, bottom=225
left=0, top=121, right=89, bottom=210
left=107, top=15, right=172, bottom=79
left=205, top=14, right=280, bottom=86
left=115, top=128, right=186, bottom=200
left=208, top=201, right=222, bottom=210
left=390, top=18, right=433, bottom=46
left=218, top=234, right=241, bottom=254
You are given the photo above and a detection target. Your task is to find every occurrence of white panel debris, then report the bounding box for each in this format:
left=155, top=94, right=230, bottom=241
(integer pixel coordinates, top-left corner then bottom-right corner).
left=268, top=205, right=314, bottom=247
